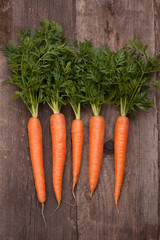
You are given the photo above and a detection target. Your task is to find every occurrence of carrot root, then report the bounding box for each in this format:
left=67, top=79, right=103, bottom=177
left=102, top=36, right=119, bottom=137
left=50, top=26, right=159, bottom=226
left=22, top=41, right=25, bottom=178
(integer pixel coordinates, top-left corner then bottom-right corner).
left=89, top=116, right=105, bottom=194
left=50, top=204, right=60, bottom=216
left=28, top=117, right=46, bottom=203
left=115, top=202, right=119, bottom=214
left=72, top=119, right=84, bottom=192
left=114, top=116, right=129, bottom=209
left=41, top=203, right=47, bottom=228
left=72, top=186, right=76, bottom=200
left=90, top=192, right=93, bottom=199
left=50, top=113, right=66, bottom=206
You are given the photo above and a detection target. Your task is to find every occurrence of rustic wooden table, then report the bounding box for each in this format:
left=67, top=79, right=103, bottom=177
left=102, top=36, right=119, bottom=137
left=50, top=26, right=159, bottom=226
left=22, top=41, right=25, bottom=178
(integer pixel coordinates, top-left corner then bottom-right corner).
left=0, top=0, right=160, bottom=239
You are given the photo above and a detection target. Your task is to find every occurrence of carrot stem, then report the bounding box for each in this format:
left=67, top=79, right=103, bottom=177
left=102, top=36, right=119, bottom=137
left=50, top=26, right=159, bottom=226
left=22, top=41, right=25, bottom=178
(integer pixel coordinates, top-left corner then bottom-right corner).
left=71, top=102, right=81, bottom=120
left=48, top=100, right=61, bottom=114
left=91, top=104, right=101, bottom=116
left=120, top=97, right=127, bottom=117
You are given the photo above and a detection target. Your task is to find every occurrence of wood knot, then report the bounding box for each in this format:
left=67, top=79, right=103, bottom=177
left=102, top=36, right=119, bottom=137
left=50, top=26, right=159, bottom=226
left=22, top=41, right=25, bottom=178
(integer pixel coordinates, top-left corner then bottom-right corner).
left=103, top=140, right=114, bottom=155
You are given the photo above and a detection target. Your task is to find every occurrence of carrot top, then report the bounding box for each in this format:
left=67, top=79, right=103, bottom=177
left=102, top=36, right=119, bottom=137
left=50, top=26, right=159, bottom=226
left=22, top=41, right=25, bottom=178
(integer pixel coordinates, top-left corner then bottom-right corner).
left=1, top=19, right=65, bottom=117
left=42, top=44, right=76, bottom=113
left=103, top=40, right=160, bottom=116
left=73, top=40, right=111, bottom=116
left=32, top=25, right=76, bottom=114
left=64, top=43, right=87, bottom=119
left=65, top=78, right=82, bottom=119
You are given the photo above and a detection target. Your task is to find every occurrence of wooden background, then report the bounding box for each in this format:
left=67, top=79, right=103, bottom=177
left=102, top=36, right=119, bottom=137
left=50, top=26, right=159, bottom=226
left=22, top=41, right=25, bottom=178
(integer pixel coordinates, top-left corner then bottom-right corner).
left=0, top=0, right=160, bottom=239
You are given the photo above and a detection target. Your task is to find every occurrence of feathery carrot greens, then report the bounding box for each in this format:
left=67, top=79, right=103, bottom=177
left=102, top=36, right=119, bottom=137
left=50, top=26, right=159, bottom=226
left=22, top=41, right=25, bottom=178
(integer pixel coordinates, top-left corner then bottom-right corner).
left=1, top=31, right=42, bottom=117
left=42, top=45, right=76, bottom=113
left=73, top=40, right=111, bottom=116
left=104, top=40, right=160, bottom=116
left=1, top=19, right=65, bottom=117
left=64, top=46, right=85, bottom=119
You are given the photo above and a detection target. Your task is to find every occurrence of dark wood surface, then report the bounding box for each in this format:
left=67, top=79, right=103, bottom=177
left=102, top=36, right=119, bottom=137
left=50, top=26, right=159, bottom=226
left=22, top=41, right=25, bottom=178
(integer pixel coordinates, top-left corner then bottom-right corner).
left=0, top=0, right=159, bottom=239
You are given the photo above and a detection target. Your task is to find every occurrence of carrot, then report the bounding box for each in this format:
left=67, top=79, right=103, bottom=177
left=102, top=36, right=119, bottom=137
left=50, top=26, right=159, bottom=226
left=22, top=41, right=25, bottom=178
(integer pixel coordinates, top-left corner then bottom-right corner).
left=43, top=41, right=75, bottom=211
left=71, top=40, right=108, bottom=197
left=28, top=117, right=46, bottom=203
left=28, top=117, right=46, bottom=226
left=114, top=116, right=129, bottom=210
left=102, top=40, right=160, bottom=211
left=50, top=113, right=66, bottom=206
left=72, top=119, right=84, bottom=195
left=1, top=19, right=70, bottom=223
left=89, top=116, right=105, bottom=196
left=65, top=47, right=85, bottom=198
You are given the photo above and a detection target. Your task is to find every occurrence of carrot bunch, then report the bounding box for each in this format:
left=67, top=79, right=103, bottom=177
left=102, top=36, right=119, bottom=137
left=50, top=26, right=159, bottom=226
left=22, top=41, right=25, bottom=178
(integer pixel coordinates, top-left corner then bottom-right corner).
left=72, top=40, right=112, bottom=197
left=102, top=40, right=160, bottom=210
left=2, top=18, right=160, bottom=217
left=1, top=19, right=74, bottom=221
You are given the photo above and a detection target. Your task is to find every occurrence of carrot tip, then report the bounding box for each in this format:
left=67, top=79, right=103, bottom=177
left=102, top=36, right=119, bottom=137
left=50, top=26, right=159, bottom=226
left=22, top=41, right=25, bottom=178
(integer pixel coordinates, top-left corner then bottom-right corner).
left=115, top=202, right=119, bottom=214
left=41, top=203, right=47, bottom=228
left=72, top=186, right=76, bottom=200
left=62, top=187, right=76, bottom=207
left=90, top=192, right=93, bottom=199
left=50, top=203, right=60, bottom=216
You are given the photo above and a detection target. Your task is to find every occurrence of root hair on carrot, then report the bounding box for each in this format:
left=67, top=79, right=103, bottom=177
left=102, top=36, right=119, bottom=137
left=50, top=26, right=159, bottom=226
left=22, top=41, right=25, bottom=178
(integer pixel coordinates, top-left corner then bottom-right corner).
left=115, top=202, right=119, bottom=214
left=90, top=192, right=93, bottom=199
left=50, top=204, right=60, bottom=216
left=72, top=186, right=76, bottom=200
left=41, top=203, right=47, bottom=228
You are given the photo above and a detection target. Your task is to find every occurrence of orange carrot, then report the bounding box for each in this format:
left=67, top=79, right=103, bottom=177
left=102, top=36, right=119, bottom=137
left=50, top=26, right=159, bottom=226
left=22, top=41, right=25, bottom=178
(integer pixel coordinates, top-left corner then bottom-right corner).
left=114, top=116, right=129, bottom=209
left=50, top=113, right=66, bottom=206
left=89, top=116, right=105, bottom=196
left=28, top=117, right=46, bottom=204
left=72, top=119, right=84, bottom=194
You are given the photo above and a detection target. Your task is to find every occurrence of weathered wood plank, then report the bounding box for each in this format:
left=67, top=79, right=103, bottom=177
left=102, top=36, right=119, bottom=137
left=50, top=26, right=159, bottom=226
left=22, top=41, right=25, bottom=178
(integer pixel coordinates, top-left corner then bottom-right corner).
left=0, top=0, right=159, bottom=239
left=153, top=0, right=160, bottom=238
left=0, top=0, right=77, bottom=240
left=76, top=0, right=159, bottom=239
left=0, top=0, right=12, bottom=46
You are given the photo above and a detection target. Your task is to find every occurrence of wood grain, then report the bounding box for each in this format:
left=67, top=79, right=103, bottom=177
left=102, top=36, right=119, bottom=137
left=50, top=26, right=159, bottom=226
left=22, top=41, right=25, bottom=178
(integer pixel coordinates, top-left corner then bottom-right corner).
left=0, top=0, right=159, bottom=239
left=153, top=0, right=160, bottom=238
left=0, top=0, right=76, bottom=240
left=76, top=0, right=159, bottom=239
